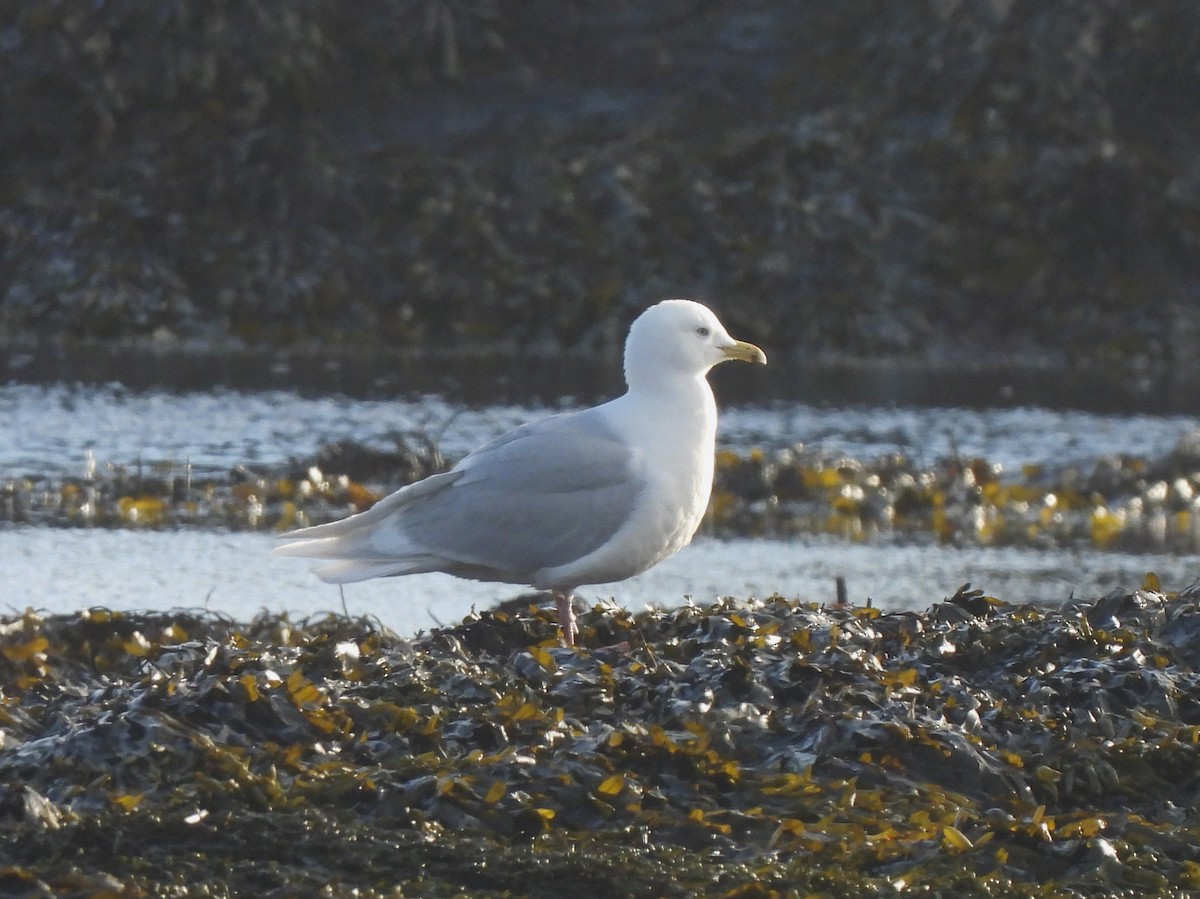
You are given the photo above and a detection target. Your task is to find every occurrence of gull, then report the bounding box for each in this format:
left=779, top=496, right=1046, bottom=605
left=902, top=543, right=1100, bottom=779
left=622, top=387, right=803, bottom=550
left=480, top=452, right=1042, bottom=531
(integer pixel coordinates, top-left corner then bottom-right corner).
left=277, top=299, right=766, bottom=644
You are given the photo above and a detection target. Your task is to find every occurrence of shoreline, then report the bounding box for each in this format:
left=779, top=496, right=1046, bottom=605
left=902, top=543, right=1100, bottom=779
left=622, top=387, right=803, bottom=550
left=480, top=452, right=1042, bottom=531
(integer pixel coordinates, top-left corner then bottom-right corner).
left=8, top=436, right=1200, bottom=556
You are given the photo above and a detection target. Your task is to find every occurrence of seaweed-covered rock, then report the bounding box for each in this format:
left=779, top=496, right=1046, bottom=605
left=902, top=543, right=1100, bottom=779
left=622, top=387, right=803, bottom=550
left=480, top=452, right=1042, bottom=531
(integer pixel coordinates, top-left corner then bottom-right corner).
left=4, top=585, right=1200, bottom=894
left=1, top=3, right=1198, bottom=365
left=10, top=435, right=1200, bottom=556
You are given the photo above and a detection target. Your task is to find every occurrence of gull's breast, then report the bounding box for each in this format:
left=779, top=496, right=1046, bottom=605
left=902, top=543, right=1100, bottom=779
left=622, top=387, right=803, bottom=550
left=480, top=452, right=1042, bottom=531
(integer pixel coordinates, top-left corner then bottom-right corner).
left=535, top=391, right=717, bottom=590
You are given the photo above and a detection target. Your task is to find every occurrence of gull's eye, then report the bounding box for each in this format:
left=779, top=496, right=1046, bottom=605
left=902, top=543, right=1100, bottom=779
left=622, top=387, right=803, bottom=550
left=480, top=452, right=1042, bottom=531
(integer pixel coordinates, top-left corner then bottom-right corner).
left=696, top=326, right=710, bottom=337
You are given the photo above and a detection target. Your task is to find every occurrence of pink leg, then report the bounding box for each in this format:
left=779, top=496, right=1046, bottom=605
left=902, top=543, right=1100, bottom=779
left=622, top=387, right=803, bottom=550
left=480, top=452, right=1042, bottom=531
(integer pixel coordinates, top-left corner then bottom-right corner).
left=555, top=592, right=578, bottom=646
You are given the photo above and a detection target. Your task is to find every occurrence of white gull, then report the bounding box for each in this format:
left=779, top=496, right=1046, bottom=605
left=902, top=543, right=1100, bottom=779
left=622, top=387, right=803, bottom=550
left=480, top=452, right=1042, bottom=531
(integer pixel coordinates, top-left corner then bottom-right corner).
left=276, top=299, right=766, bottom=644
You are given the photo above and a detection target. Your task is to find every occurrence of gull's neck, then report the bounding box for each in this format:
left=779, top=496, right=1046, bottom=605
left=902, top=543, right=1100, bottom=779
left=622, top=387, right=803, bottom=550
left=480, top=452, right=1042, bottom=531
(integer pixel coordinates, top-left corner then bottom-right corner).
left=612, top=370, right=718, bottom=440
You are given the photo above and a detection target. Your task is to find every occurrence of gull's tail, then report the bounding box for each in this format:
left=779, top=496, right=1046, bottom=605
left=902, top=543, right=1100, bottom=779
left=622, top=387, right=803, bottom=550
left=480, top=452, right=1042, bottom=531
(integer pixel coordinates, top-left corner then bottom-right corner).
left=275, top=469, right=462, bottom=583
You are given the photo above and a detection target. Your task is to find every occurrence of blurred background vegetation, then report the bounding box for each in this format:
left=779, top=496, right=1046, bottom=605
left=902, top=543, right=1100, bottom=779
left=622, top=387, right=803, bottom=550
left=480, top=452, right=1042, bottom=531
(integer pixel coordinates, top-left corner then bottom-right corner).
left=1, top=1, right=1197, bottom=365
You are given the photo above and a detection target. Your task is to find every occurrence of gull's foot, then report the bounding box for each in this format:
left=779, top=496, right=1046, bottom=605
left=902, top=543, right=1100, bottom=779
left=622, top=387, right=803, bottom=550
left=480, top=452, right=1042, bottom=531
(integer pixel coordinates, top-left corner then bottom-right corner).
left=555, top=592, right=578, bottom=646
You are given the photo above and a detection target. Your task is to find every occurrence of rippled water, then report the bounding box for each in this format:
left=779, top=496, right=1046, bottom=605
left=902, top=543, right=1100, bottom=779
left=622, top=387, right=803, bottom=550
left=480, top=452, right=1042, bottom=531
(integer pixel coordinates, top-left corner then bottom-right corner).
left=4, top=379, right=1199, bottom=633
left=3, top=382, right=1196, bottom=477
left=2, top=384, right=533, bottom=477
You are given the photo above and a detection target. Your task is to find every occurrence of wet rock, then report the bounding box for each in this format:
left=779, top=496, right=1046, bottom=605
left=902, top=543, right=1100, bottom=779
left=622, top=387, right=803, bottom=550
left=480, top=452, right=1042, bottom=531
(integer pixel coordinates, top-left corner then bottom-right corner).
left=6, top=588, right=1200, bottom=893
left=0, top=4, right=1196, bottom=368
left=9, top=436, right=1200, bottom=562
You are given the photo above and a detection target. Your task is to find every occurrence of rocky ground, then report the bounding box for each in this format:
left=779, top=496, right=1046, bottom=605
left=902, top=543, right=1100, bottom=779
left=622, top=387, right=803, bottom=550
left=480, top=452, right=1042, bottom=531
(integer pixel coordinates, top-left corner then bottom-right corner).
left=2, top=3, right=1199, bottom=371
left=8, top=432, right=1200, bottom=556
left=3, top=584, right=1200, bottom=896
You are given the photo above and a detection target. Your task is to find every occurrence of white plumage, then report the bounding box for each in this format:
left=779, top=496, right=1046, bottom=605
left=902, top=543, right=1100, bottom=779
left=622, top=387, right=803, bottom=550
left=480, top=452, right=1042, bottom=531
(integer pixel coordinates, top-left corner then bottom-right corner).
left=276, top=299, right=766, bottom=644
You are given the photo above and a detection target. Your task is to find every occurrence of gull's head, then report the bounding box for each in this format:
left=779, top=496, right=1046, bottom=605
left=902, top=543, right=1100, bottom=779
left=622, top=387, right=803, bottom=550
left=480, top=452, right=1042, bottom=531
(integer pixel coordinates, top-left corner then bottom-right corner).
left=624, top=299, right=767, bottom=388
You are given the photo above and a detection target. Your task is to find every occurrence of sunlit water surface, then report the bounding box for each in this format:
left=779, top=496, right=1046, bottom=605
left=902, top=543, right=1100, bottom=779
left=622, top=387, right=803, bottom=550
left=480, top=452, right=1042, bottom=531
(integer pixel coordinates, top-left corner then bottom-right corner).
left=6, top=530, right=1191, bottom=635
left=4, top=383, right=1197, bottom=476
left=4, top=382, right=1199, bottom=632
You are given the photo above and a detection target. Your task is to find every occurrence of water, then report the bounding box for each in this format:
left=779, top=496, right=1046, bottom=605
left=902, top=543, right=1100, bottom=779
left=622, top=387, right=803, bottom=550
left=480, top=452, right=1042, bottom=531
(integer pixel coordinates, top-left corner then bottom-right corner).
left=1, top=384, right=553, bottom=478
left=3, top=377, right=1199, bottom=634
left=4, top=529, right=1184, bottom=635
left=3, top=383, right=1196, bottom=478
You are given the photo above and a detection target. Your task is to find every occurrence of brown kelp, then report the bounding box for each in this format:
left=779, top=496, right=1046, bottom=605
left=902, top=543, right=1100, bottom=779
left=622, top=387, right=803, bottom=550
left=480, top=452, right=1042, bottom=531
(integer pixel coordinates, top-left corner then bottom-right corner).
left=3, top=580, right=1200, bottom=895
left=8, top=434, right=1200, bottom=554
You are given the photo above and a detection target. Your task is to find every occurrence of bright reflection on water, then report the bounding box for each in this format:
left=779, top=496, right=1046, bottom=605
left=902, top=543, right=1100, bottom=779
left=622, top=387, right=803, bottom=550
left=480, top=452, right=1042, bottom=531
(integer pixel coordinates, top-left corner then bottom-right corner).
left=5, top=530, right=1189, bottom=636
left=3, top=383, right=1197, bottom=476
left=3, top=378, right=1199, bottom=634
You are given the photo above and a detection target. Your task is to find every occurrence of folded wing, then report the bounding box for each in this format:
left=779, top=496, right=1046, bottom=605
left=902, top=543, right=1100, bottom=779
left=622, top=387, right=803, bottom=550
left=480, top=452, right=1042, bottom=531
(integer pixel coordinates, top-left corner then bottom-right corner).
left=276, top=408, right=645, bottom=586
